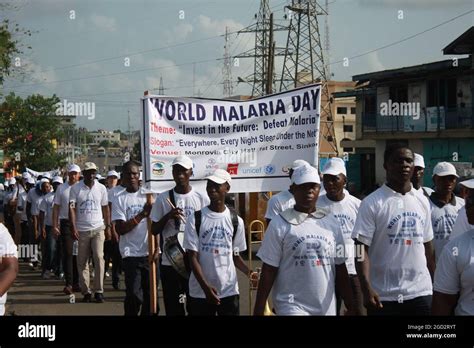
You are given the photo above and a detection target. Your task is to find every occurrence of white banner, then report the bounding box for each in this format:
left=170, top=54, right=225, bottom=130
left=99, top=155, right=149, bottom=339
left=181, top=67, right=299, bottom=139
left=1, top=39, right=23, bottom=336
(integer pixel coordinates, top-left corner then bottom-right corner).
left=142, top=84, right=321, bottom=193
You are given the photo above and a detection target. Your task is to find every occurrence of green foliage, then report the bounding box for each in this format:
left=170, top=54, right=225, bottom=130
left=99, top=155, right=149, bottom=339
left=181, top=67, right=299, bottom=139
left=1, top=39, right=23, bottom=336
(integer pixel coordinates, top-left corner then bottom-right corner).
left=99, top=140, right=111, bottom=148
left=0, top=93, right=66, bottom=170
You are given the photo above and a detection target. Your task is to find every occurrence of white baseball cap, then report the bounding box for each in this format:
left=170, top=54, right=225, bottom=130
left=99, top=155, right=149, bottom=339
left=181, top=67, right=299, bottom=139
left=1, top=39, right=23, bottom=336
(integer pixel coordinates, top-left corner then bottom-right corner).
left=460, top=178, right=474, bottom=189
left=40, top=178, right=50, bottom=185
left=0, top=184, right=4, bottom=191
left=83, top=162, right=98, bottom=171
left=291, top=159, right=310, bottom=170
left=291, top=165, right=320, bottom=185
left=9, top=178, right=16, bottom=185
left=322, top=157, right=347, bottom=177
left=27, top=177, right=35, bottom=185
left=68, top=164, right=81, bottom=173
left=172, top=155, right=193, bottom=169
left=96, top=174, right=103, bottom=180
left=107, top=170, right=119, bottom=178
left=42, top=173, right=52, bottom=180
left=206, top=169, right=231, bottom=185
left=52, top=176, right=63, bottom=184
left=432, top=162, right=458, bottom=178
left=414, top=153, right=425, bottom=168
left=22, top=172, right=31, bottom=179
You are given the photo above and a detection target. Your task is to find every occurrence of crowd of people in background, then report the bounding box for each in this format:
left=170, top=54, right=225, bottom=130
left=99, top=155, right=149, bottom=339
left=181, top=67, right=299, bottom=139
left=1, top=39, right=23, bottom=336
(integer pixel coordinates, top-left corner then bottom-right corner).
left=0, top=142, right=473, bottom=316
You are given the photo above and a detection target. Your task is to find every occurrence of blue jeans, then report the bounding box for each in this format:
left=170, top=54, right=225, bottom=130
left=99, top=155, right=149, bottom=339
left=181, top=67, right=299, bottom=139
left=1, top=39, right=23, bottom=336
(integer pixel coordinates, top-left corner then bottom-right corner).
left=42, top=225, right=58, bottom=273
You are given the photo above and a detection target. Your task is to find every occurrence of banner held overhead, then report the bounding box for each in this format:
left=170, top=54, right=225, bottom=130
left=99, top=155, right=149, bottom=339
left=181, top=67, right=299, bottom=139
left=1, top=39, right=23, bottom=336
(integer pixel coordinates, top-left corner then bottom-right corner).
left=142, top=84, right=321, bottom=193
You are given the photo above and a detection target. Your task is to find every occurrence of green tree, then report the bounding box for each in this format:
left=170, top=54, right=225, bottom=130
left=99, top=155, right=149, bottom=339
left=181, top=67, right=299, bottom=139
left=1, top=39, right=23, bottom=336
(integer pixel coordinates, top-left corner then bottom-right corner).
left=0, top=18, right=32, bottom=87
left=0, top=93, right=65, bottom=171
left=99, top=140, right=111, bottom=148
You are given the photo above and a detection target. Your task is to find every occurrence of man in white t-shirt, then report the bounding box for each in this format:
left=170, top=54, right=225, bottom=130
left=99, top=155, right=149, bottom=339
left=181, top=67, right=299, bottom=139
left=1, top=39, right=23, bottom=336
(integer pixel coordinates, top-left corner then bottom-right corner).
left=265, top=159, right=309, bottom=224
left=433, top=190, right=474, bottom=315
left=69, top=162, right=111, bottom=303
left=254, top=164, right=352, bottom=316
left=352, top=143, right=435, bottom=315
left=412, top=153, right=434, bottom=198
left=105, top=170, right=123, bottom=290
left=0, top=223, right=18, bottom=315
left=318, top=157, right=364, bottom=315
left=151, top=155, right=209, bottom=315
left=52, top=164, right=81, bottom=295
left=112, top=161, right=153, bottom=315
left=428, top=162, right=464, bottom=261
left=450, top=178, right=474, bottom=240
left=184, top=169, right=252, bottom=316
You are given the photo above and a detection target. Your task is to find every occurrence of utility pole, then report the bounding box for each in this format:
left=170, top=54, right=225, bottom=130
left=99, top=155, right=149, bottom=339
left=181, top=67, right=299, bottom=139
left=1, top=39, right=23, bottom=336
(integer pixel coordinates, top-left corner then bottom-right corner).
left=280, top=0, right=338, bottom=156
left=235, top=0, right=288, bottom=97
left=158, top=76, right=165, bottom=95
left=222, top=26, right=234, bottom=98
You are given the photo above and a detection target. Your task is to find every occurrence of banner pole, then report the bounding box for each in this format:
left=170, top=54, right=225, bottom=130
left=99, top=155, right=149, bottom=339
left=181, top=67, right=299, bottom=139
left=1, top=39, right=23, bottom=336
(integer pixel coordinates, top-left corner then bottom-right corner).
left=147, top=193, right=157, bottom=314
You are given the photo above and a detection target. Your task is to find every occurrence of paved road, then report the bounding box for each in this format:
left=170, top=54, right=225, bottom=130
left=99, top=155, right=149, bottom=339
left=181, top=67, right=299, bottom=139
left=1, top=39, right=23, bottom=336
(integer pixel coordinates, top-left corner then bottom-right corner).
left=6, top=248, right=262, bottom=316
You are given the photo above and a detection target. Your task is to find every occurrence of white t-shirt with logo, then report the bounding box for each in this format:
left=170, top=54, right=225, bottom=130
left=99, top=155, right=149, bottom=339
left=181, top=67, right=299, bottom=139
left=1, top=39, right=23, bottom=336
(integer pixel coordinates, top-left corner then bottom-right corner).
left=0, top=223, right=18, bottom=315
left=433, top=229, right=474, bottom=315
left=150, top=188, right=209, bottom=266
left=27, top=188, right=44, bottom=216
left=351, top=184, right=433, bottom=301
left=257, top=210, right=346, bottom=315
left=317, top=193, right=361, bottom=275
left=450, top=206, right=474, bottom=240
left=265, top=190, right=295, bottom=221
left=69, top=181, right=108, bottom=232
left=183, top=206, right=246, bottom=299
left=54, top=182, right=73, bottom=220
left=39, top=192, right=55, bottom=227
left=112, top=190, right=148, bottom=258
left=429, top=195, right=464, bottom=261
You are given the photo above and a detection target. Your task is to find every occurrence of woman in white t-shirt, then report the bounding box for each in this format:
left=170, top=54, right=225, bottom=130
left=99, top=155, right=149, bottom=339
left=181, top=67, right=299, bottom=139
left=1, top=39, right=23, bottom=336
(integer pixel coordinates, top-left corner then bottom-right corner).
left=0, top=223, right=18, bottom=315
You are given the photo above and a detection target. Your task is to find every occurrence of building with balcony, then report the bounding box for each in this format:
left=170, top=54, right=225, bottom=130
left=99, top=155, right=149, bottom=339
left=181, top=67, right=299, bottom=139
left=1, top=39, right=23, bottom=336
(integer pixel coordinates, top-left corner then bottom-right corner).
left=335, top=26, right=474, bottom=193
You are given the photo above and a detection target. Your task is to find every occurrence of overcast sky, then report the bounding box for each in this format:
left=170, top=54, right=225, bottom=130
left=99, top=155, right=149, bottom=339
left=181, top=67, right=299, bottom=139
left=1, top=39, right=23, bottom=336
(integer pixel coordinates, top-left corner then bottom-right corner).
left=2, top=0, right=473, bottom=131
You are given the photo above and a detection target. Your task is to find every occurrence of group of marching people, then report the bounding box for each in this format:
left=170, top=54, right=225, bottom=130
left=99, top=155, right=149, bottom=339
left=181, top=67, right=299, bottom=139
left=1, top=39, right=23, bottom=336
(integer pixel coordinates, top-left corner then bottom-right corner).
left=1, top=141, right=474, bottom=316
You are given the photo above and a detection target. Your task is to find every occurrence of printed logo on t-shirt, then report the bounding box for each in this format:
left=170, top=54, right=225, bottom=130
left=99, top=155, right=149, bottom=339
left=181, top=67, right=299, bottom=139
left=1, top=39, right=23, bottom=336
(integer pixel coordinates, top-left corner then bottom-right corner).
left=333, top=213, right=355, bottom=237
left=126, top=204, right=145, bottom=220
left=79, top=199, right=99, bottom=214
left=200, top=226, right=232, bottom=255
left=292, top=234, right=335, bottom=268
left=433, top=213, right=458, bottom=240
left=386, top=211, right=425, bottom=245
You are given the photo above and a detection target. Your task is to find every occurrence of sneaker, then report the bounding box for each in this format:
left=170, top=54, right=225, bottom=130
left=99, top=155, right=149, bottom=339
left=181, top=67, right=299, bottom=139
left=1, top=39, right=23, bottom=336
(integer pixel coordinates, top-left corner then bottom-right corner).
left=72, top=284, right=81, bottom=292
left=105, top=271, right=110, bottom=278
left=82, top=293, right=92, bottom=303
left=63, top=286, right=73, bottom=295
left=94, top=293, right=105, bottom=303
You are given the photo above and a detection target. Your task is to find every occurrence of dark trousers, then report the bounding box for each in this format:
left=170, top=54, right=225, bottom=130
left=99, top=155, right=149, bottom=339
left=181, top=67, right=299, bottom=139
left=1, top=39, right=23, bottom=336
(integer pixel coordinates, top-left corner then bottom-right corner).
left=188, top=295, right=240, bottom=316
left=19, top=221, right=29, bottom=261
left=104, top=240, right=122, bottom=285
left=123, top=256, right=150, bottom=316
left=41, top=226, right=58, bottom=273
left=160, top=264, right=189, bottom=316
left=367, top=295, right=432, bottom=316
left=59, top=219, right=79, bottom=287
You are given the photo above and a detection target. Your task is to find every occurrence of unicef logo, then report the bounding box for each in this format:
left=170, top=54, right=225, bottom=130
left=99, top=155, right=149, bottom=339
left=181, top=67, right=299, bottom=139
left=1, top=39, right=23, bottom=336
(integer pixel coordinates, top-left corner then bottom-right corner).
left=264, top=164, right=275, bottom=175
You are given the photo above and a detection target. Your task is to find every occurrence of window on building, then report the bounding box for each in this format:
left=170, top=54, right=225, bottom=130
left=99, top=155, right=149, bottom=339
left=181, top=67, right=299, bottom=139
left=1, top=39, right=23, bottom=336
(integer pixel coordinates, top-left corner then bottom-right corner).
left=350, top=107, right=356, bottom=114
left=337, top=107, right=347, bottom=114
left=341, top=138, right=353, bottom=153
left=389, top=85, right=408, bottom=102
left=343, top=125, right=353, bottom=132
